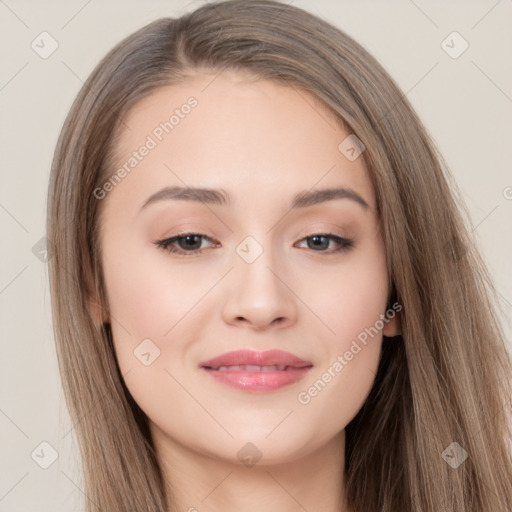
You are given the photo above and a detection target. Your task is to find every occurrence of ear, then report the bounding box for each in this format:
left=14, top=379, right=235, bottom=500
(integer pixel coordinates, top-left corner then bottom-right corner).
left=84, top=261, right=110, bottom=327
left=383, top=306, right=402, bottom=337
left=87, top=295, right=110, bottom=327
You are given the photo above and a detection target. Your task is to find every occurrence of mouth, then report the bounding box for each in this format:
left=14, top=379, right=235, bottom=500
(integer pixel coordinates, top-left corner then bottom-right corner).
left=199, top=350, right=313, bottom=392
left=204, top=364, right=308, bottom=371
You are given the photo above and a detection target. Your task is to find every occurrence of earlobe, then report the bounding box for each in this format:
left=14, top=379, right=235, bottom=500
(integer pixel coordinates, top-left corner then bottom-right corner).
left=383, top=310, right=402, bottom=337
left=84, top=259, right=110, bottom=327
left=87, top=296, right=110, bottom=327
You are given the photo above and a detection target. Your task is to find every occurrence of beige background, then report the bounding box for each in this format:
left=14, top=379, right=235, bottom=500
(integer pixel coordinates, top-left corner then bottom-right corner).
left=1, top=0, right=511, bottom=510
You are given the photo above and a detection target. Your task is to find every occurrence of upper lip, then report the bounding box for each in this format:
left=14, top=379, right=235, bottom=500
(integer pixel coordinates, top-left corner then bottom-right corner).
left=199, top=349, right=313, bottom=369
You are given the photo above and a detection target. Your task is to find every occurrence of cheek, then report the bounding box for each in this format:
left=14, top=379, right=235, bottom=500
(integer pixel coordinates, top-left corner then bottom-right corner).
left=102, top=236, right=211, bottom=342
left=102, top=245, right=206, bottom=431
left=101, top=234, right=224, bottom=410
left=293, top=241, right=388, bottom=426
left=306, top=237, right=389, bottom=350
left=100, top=235, right=178, bottom=373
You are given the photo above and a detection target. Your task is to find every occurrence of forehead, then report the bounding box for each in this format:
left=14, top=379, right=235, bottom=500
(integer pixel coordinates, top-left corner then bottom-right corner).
left=106, top=71, right=376, bottom=214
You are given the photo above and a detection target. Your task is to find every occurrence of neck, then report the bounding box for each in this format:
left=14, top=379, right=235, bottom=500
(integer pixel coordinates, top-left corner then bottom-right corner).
left=151, top=426, right=350, bottom=512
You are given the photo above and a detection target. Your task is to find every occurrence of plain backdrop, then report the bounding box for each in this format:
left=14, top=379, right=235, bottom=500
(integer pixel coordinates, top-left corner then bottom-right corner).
left=1, top=1, right=511, bottom=510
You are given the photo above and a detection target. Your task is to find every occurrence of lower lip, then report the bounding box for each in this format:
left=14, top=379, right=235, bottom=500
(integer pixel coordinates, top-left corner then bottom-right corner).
left=201, top=367, right=312, bottom=391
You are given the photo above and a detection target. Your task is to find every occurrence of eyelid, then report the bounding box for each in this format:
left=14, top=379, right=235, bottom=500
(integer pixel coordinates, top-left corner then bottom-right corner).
left=296, top=222, right=350, bottom=237
left=294, top=232, right=354, bottom=253
left=154, top=229, right=354, bottom=257
left=153, top=231, right=219, bottom=257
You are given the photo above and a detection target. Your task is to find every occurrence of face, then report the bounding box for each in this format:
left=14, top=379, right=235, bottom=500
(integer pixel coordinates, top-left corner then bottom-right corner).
left=91, top=71, right=400, bottom=467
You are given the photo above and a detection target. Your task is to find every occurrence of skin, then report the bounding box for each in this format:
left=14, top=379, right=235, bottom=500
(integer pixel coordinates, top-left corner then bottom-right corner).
left=89, top=71, right=401, bottom=512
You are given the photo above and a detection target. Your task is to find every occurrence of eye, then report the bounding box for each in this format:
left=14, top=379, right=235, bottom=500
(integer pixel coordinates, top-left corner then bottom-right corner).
left=154, top=233, right=218, bottom=256
left=294, top=233, right=354, bottom=254
left=154, top=232, right=354, bottom=257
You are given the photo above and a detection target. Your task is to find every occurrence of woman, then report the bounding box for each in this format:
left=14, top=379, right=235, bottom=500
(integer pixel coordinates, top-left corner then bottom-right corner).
left=46, top=1, right=512, bottom=510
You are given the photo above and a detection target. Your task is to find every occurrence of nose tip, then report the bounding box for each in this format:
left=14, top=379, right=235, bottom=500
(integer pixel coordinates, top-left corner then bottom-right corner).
left=222, top=257, right=297, bottom=331
left=233, top=314, right=287, bottom=329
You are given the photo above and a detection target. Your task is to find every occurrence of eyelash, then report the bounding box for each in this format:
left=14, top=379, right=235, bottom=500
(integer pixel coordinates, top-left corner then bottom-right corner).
left=154, top=232, right=354, bottom=257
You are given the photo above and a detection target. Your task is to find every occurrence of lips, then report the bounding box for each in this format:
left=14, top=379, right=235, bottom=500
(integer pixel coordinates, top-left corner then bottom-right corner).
left=214, top=364, right=288, bottom=372
left=199, top=349, right=312, bottom=370
left=199, top=349, right=313, bottom=392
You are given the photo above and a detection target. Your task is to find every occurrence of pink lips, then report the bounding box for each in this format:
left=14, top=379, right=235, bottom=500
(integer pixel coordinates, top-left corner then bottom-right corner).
left=199, top=349, right=313, bottom=392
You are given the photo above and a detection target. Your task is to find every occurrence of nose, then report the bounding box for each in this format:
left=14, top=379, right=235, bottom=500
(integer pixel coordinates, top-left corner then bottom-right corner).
left=221, top=244, right=298, bottom=332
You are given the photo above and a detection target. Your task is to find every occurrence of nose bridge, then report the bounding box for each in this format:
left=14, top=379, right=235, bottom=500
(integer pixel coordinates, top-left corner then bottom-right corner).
left=234, top=232, right=284, bottom=294
left=221, top=231, right=297, bottom=329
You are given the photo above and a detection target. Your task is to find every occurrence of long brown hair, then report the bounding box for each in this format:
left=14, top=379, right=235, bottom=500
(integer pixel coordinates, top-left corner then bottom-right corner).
left=46, top=1, right=512, bottom=510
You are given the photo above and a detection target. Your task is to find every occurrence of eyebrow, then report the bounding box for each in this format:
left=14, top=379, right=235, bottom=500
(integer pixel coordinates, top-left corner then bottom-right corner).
left=139, top=185, right=370, bottom=211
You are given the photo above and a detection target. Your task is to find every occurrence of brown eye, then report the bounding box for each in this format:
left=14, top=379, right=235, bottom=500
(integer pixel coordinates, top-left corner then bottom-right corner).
left=154, top=233, right=218, bottom=256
